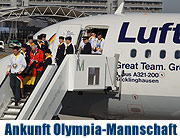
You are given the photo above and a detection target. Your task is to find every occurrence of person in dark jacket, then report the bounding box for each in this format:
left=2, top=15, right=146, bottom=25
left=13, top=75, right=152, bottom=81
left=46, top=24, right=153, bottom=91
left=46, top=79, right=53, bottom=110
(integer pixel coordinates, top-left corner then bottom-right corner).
left=26, top=36, right=34, bottom=52
left=43, top=49, right=52, bottom=72
left=55, top=36, right=65, bottom=66
left=65, top=36, right=74, bottom=54
left=36, top=35, right=48, bottom=53
left=81, top=36, right=92, bottom=54
left=20, top=44, right=30, bottom=64
left=41, top=33, right=49, bottom=49
left=26, top=36, right=34, bottom=64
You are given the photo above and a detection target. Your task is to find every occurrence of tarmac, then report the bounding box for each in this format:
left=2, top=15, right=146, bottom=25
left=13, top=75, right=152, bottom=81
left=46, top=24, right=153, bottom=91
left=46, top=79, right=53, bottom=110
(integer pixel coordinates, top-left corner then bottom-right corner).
left=59, top=114, right=94, bottom=120
left=0, top=44, right=11, bottom=59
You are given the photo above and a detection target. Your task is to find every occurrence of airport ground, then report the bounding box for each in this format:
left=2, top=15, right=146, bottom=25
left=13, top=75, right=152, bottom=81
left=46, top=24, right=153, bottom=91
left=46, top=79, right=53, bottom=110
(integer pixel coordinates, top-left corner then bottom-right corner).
left=0, top=44, right=11, bottom=59
left=59, top=115, right=93, bottom=120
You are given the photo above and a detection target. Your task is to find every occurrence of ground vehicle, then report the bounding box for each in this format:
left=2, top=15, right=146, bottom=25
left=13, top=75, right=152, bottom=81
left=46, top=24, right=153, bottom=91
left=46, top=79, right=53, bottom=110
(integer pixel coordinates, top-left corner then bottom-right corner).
left=8, top=40, right=22, bottom=48
left=0, top=41, right=4, bottom=51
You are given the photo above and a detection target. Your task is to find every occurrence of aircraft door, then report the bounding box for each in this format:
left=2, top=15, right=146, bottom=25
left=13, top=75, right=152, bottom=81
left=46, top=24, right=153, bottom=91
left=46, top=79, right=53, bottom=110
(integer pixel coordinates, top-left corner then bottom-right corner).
left=51, top=24, right=82, bottom=62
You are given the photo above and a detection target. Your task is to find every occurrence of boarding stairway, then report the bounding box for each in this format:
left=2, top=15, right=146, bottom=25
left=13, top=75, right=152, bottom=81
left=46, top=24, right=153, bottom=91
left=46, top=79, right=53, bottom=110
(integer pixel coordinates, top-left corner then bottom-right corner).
left=0, top=97, right=28, bottom=120
left=0, top=54, right=119, bottom=120
left=0, top=84, right=33, bottom=120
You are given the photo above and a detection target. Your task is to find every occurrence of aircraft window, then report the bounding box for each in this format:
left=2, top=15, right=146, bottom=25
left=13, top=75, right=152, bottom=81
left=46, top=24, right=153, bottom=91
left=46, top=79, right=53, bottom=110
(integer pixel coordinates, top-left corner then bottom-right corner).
left=130, top=49, right=137, bottom=58
left=79, top=27, right=109, bottom=55
left=145, top=50, right=151, bottom=58
left=175, top=50, right=180, bottom=59
left=160, top=50, right=166, bottom=59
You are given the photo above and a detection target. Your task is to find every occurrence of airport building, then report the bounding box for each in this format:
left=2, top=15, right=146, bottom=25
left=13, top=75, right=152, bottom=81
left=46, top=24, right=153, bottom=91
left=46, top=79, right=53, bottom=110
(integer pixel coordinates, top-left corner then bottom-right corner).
left=123, top=0, right=163, bottom=13
left=0, top=0, right=163, bottom=15
left=0, top=0, right=162, bottom=42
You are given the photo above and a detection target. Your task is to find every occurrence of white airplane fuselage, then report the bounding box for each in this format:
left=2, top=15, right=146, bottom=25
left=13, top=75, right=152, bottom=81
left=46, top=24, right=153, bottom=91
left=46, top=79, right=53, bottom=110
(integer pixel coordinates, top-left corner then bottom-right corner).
left=36, top=13, right=180, bottom=119
left=2, top=13, right=180, bottom=119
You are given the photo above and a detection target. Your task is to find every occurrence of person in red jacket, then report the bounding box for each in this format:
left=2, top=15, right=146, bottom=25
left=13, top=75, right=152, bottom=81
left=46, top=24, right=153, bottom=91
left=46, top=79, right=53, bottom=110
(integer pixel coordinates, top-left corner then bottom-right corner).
left=30, top=44, right=44, bottom=85
left=24, top=44, right=44, bottom=86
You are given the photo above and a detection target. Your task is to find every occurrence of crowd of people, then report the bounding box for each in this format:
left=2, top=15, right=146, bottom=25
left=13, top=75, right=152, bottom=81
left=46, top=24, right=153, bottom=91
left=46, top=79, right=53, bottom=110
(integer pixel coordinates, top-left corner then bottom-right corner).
left=6, top=31, right=105, bottom=106
left=80, top=31, right=105, bottom=55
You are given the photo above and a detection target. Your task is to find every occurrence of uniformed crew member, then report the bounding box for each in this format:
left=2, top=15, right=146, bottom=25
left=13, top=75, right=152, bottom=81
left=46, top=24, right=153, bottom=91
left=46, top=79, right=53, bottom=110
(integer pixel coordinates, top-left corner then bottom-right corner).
left=27, top=35, right=34, bottom=43
left=41, top=33, right=49, bottom=49
left=55, top=36, right=65, bottom=66
left=36, top=35, right=47, bottom=53
left=21, top=44, right=29, bottom=64
left=21, top=44, right=26, bottom=57
left=36, top=35, right=43, bottom=49
left=65, top=36, right=74, bottom=54
left=43, top=49, right=52, bottom=72
left=26, top=36, right=34, bottom=64
left=87, top=30, right=92, bottom=37
left=81, top=36, right=92, bottom=54
left=20, top=44, right=28, bottom=99
left=26, top=36, right=34, bottom=51
left=95, top=32, right=105, bottom=55
left=6, top=46, right=27, bottom=106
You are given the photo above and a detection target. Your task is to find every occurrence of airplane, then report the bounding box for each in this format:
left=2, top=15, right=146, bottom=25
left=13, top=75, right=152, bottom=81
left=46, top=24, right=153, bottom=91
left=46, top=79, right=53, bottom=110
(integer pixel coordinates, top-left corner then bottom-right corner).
left=0, top=3, right=180, bottom=120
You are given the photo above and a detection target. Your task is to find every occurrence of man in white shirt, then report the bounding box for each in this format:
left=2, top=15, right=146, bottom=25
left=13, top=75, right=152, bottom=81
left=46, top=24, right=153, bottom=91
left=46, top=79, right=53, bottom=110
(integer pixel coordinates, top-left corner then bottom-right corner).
left=95, top=32, right=105, bottom=55
left=6, top=46, right=27, bottom=106
left=89, top=32, right=97, bottom=54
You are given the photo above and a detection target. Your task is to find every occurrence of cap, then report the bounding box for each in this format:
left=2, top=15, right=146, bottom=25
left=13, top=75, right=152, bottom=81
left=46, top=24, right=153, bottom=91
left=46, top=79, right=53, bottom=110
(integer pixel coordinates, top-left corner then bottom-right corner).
left=87, top=30, right=92, bottom=34
left=65, top=36, right=72, bottom=41
left=13, top=46, right=20, bottom=50
left=44, top=49, right=52, bottom=54
left=82, top=36, right=89, bottom=40
left=97, top=32, right=102, bottom=36
left=59, top=36, right=64, bottom=40
left=22, top=44, right=27, bottom=48
left=37, top=35, right=42, bottom=40
left=28, top=36, right=33, bottom=40
left=41, top=34, right=46, bottom=38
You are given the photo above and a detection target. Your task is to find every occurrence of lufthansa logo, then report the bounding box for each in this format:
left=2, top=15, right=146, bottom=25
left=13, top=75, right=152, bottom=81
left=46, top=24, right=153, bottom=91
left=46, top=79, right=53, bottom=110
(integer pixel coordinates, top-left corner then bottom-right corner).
left=118, top=22, right=180, bottom=44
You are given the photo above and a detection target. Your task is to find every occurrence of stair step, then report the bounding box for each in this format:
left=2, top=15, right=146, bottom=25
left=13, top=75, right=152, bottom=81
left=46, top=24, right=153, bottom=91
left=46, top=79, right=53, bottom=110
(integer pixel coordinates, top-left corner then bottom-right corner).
left=0, top=117, right=15, bottom=120
left=9, top=102, right=24, bottom=106
left=6, top=108, right=21, bottom=112
left=1, top=89, right=31, bottom=120
left=4, top=111, right=19, bottom=115
left=1, top=114, right=17, bottom=120
left=7, top=105, right=23, bottom=109
left=11, top=99, right=27, bottom=103
left=26, top=92, right=31, bottom=95
left=3, top=114, right=17, bottom=118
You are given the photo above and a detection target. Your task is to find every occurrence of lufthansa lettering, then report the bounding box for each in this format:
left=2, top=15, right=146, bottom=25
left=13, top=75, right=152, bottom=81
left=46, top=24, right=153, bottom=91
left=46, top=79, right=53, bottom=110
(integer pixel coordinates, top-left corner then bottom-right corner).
left=118, top=22, right=180, bottom=44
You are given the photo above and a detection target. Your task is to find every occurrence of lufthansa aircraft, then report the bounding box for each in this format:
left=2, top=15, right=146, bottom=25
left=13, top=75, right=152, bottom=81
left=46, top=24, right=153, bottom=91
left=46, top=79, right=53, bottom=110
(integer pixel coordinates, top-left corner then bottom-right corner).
left=0, top=4, right=180, bottom=120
